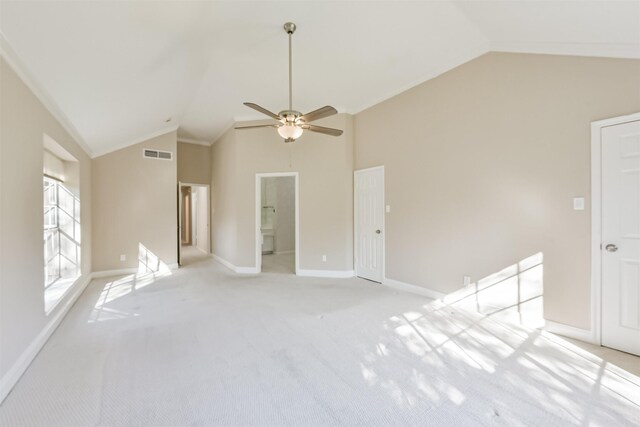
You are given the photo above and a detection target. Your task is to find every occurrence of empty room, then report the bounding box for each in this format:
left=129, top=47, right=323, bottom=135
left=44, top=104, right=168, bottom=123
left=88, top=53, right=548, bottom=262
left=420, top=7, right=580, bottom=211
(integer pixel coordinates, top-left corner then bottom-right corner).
left=1, top=1, right=639, bottom=426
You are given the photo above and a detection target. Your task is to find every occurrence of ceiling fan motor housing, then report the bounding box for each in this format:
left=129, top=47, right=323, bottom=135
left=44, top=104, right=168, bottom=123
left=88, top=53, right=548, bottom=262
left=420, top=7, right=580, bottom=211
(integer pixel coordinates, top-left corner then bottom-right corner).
left=279, top=110, right=302, bottom=124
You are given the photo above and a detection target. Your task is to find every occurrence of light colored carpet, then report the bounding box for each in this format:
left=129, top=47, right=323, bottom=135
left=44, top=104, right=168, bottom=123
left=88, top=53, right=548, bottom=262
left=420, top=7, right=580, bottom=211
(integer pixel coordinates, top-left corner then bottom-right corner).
left=1, top=255, right=639, bottom=426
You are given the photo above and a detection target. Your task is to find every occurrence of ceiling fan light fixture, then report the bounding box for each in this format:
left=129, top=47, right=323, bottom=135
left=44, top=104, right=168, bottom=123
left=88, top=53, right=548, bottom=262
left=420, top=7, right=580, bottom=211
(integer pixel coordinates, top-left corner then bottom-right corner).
left=235, top=22, right=343, bottom=140
left=277, top=123, right=303, bottom=140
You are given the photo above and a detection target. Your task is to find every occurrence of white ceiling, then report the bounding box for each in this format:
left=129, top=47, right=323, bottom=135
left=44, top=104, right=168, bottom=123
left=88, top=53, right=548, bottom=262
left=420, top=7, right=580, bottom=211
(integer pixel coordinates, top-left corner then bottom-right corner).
left=1, top=0, right=638, bottom=157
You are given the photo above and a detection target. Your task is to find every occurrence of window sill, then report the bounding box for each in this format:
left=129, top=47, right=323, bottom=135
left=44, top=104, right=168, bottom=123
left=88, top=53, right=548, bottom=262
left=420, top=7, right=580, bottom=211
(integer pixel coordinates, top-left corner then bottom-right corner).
left=45, top=275, right=80, bottom=314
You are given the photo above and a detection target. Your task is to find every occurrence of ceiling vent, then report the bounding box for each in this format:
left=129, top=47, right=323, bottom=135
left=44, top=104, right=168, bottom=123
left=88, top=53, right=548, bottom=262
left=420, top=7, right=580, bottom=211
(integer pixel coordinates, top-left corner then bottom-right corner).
left=143, top=149, right=173, bottom=160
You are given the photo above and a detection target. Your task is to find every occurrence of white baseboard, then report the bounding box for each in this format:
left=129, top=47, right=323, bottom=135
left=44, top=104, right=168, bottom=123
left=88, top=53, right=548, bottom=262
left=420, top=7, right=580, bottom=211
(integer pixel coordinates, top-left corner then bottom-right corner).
left=297, top=269, right=355, bottom=278
left=543, top=320, right=595, bottom=344
left=212, top=254, right=259, bottom=274
left=0, top=272, right=93, bottom=404
left=274, top=250, right=295, bottom=255
left=383, top=277, right=445, bottom=300
left=212, top=254, right=235, bottom=271
left=94, top=262, right=179, bottom=278
left=91, top=268, right=138, bottom=278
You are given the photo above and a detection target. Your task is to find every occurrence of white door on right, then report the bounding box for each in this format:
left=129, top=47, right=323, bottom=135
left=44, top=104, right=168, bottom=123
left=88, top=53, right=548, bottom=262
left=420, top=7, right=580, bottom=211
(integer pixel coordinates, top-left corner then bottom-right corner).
left=602, top=119, right=640, bottom=356
left=355, top=166, right=384, bottom=283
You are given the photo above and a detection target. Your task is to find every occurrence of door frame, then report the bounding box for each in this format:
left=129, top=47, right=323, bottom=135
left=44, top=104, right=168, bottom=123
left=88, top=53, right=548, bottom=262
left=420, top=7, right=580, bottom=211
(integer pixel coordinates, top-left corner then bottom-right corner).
left=255, top=172, right=299, bottom=274
left=354, top=165, right=385, bottom=282
left=178, top=182, right=211, bottom=266
left=590, top=112, right=640, bottom=345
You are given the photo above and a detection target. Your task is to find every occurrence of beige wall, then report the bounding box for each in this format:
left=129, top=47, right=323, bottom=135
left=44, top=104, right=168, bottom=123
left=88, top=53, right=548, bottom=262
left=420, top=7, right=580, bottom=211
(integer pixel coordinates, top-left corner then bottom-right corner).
left=43, top=149, right=65, bottom=180
left=211, top=114, right=354, bottom=271
left=274, top=177, right=295, bottom=253
left=0, top=57, right=92, bottom=383
left=92, top=131, right=178, bottom=271
left=210, top=128, right=238, bottom=263
left=355, top=52, right=640, bottom=329
left=177, top=142, right=211, bottom=185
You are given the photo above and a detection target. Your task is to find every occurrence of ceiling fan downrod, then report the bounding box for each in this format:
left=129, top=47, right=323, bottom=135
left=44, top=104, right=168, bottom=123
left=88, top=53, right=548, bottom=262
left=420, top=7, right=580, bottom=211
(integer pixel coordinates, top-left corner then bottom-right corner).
left=235, top=22, right=343, bottom=142
left=284, top=22, right=296, bottom=112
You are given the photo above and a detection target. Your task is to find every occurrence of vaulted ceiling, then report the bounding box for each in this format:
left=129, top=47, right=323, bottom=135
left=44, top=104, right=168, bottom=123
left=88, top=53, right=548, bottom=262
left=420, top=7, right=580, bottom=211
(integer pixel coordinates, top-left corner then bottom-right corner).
left=1, top=1, right=638, bottom=157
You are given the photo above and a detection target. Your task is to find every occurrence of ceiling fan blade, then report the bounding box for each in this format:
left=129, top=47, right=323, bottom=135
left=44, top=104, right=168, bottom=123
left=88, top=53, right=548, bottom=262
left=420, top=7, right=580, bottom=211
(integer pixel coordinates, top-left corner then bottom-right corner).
left=243, top=102, right=281, bottom=120
left=235, top=124, right=280, bottom=130
left=301, top=124, right=343, bottom=137
left=299, top=106, right=338, bottom=123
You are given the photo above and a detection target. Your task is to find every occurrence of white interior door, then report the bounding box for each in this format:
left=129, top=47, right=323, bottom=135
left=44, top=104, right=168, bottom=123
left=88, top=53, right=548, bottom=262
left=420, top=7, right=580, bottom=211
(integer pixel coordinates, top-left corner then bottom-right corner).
left=602, top=119, right=640, bottom=356
left=177, top=182, right=183, bottom=266
left=355, top=166, right=384, bottom=282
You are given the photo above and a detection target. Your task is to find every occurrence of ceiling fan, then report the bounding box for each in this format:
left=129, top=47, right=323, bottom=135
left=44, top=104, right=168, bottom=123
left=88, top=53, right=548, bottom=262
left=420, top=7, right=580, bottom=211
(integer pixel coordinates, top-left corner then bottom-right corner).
left=235, top=22, right=343, bottom=143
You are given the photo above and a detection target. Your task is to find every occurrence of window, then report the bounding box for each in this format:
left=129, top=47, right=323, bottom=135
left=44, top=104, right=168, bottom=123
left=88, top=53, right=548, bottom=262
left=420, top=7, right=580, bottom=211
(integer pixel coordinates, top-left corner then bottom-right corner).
left=43, top=176, right=81, bottom=289
left=43, top=135, right=81, bottom=312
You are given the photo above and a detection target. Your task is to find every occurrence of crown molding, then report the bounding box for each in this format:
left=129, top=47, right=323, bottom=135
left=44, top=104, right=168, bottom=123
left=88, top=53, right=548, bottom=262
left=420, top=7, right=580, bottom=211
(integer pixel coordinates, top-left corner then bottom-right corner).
left=91, top=126, right=179, bottom=158
left=0, top=31, right=95, bottom=158
left=490, top=41, right=640, bottom=59
left=177, top=137, right=212, bottom=146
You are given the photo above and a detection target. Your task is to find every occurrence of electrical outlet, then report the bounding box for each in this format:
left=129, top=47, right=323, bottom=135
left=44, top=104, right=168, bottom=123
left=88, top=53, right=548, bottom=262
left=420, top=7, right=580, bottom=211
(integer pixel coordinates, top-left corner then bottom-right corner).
left=386, top=205, right=391, bottom=213
left=464, top=276, right=471, bottom=287
left=322, top=255, right=327, bottom=262
left=120, top=254, right=126, bottom=262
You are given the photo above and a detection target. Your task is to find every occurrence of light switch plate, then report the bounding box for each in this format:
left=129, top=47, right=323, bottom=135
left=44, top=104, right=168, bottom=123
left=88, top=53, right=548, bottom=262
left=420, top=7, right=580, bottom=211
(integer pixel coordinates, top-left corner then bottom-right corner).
left=573, top=197, right=585, bottom=211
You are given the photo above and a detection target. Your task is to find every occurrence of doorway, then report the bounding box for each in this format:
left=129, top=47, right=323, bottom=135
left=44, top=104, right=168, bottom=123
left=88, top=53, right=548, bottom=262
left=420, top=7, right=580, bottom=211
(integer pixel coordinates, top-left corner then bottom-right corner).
left=354, top=166, right=385, bottom=283
left=592, top=113, right=640, bottom=356
left=255, top=173, right=299, bottom=274
left=179, top=182, right=210, bottom=266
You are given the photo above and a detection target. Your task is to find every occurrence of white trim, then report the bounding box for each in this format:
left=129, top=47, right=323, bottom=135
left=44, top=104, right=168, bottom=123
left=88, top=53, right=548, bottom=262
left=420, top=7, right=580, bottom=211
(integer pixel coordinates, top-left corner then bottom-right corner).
left=92, top=263, right=178, bottom=279
left=543, top=320, right=595, bottom=344
left=212, top=254, right=259, bottom=274
left=491, top=41, right=640, bottom=60
left=178, top=138, right=212, bottom=146
left=179, top=183, right=211, bottom=257
left=297, top=269, right=355, bottom=278
left=354, top=165, right=385, bottom=283
left=274, top=250, right=295, bottom=255
left=178, top=180, right=183, bottom=265
left=0, top=272, right=92, bottom=404
left=383, top=277, right=445, bottom=300
left=0, top=32, right=94, bottom=158
left=255, top=173, right=300, bottom=275
left=212, top=254, right=235, bottom=272
left=91, top=268, right=138, bottom=278
left=91, top=126, right=179, bottom=159
left=590, top=112, right=640, bottom=347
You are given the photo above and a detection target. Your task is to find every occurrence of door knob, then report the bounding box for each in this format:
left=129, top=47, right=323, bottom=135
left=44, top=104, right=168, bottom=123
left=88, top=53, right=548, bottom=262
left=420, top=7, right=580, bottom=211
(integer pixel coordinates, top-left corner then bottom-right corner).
left=605, top=244, right=618, bottom=252
left=375, top=229, right=381, bottom=234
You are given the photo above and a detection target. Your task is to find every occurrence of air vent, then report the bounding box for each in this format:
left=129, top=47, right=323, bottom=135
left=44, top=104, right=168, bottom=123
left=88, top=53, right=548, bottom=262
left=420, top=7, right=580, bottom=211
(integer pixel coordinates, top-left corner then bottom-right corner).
left=143, top=149, right=173, bottom=160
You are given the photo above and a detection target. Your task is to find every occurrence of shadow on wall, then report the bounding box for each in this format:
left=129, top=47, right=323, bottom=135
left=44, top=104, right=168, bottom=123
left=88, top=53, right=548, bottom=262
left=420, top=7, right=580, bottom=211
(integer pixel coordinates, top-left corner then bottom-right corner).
left=89, top=243, right=171, bottom=323
left=442, top=253, right=544, bottom=329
